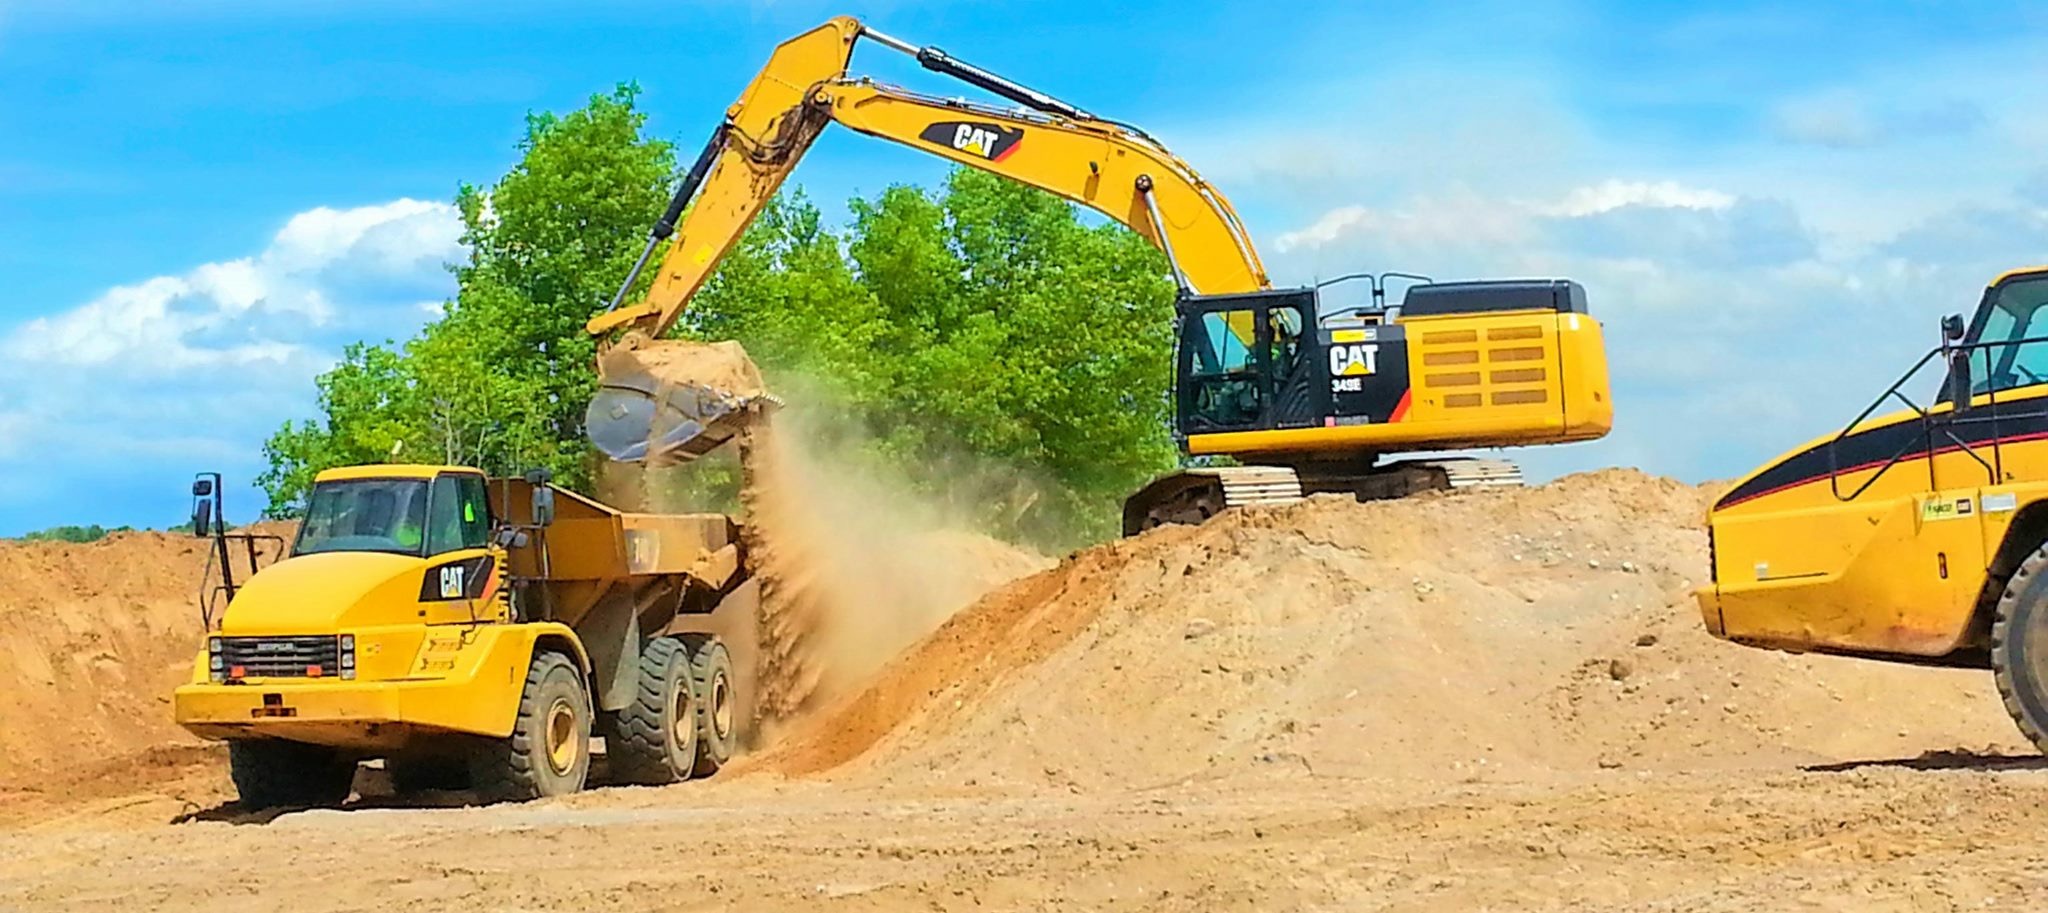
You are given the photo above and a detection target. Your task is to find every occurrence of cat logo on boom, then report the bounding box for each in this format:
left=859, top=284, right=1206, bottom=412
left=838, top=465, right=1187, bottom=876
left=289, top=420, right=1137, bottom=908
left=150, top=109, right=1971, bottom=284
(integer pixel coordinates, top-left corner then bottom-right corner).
left=918, top=121, right=1024, bottom=162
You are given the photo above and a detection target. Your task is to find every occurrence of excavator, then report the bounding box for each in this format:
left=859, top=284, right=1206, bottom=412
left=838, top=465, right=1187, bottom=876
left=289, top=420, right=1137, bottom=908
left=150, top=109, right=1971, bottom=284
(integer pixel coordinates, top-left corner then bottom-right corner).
left=581, top=17, right=1614, bottom=535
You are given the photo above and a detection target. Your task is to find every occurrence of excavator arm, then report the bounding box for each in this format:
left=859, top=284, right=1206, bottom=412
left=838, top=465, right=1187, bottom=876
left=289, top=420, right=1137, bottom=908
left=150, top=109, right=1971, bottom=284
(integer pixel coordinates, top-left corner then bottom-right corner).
left=586, top=16, right=1268, bottom=342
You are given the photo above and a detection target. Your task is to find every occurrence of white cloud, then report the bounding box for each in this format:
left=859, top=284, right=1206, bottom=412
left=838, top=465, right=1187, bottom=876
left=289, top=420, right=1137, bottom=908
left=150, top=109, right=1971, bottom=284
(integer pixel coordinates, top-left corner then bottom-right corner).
left=0, top=198, right=462, bottom=531
left=3, top=198, right=458, bottom=375
left=1538, top=180, right=1734, bottom=218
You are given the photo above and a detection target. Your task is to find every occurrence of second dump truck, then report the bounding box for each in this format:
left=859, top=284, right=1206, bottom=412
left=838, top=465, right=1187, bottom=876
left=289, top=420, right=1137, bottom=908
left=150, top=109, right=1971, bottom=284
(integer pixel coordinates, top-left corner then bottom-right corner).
left=173, top=463, right=758, bottom=807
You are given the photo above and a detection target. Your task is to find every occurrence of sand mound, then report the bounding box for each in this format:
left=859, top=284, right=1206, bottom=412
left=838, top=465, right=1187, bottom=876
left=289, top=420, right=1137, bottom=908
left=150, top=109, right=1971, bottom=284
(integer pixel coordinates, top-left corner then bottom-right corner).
left=759, top=469, right=2026, bottom=787
left=0, top=532, right=226, bottom=780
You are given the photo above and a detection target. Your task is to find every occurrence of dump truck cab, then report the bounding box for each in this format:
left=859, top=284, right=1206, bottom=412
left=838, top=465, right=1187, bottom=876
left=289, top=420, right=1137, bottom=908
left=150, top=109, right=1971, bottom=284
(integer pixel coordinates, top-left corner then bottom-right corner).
left=174, top=464, right=753, bottom=808
left=1698, top=266, right=2048, bottom=755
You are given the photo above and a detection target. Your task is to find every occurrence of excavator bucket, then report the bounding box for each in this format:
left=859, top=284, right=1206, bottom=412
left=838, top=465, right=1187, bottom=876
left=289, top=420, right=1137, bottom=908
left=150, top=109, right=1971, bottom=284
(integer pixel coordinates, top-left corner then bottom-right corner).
left=587, top=339, right=778, bottom=466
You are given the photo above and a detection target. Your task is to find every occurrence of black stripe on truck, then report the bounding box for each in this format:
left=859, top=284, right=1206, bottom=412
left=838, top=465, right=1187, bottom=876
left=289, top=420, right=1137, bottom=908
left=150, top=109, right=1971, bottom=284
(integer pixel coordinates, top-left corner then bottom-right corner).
left=1716, top=398, right=2048, bottom=508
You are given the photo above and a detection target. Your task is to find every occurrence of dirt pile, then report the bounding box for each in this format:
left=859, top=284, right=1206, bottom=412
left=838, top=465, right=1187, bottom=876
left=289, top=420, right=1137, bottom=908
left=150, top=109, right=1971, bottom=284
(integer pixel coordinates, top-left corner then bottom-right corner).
left=760, top=469, right=2025, bottom=787
left=0, top=533, right=220, bottom=777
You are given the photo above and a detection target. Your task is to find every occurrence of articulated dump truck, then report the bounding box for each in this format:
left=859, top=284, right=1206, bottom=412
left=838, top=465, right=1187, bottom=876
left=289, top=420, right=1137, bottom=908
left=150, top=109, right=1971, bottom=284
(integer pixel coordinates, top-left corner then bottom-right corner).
left=173, top=463, right=759, bottom=808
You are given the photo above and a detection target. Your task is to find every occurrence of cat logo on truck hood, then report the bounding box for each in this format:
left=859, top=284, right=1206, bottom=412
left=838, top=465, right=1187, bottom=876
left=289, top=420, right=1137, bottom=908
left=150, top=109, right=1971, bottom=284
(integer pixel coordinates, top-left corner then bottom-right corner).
left=920, top=121, right=1024, bottom=162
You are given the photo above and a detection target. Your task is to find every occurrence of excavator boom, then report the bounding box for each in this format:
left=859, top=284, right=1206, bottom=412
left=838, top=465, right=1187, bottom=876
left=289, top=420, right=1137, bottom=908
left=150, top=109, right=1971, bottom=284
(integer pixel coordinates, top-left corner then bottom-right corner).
left=587, top=16, right=1265, bottom=343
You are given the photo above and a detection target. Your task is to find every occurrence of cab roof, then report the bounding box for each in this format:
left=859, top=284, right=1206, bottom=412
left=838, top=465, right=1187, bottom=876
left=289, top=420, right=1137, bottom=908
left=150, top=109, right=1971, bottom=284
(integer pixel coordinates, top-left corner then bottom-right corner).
left=1990, top=265, right=2048, bottom=288
left=313, top=464, right=485, bottom=483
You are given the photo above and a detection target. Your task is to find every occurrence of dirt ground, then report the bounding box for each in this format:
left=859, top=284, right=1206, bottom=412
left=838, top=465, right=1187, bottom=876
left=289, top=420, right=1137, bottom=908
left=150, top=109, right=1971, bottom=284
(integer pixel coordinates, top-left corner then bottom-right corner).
left=6, top=472, right=2045, bottom=911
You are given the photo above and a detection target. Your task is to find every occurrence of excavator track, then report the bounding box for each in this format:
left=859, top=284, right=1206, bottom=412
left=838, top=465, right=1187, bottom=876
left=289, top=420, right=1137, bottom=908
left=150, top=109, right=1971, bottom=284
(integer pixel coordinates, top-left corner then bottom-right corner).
left=1121, top=457, right=1525, bottom=536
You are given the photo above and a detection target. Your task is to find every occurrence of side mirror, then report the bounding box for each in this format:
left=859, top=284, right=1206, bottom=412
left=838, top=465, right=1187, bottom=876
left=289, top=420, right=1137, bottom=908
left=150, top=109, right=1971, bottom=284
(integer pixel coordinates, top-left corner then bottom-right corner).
left=531, top=486, right=556, bottom=527
left=190, top=500, right=212, bottom=538
left=1943, top=313, right=1967, bottom=344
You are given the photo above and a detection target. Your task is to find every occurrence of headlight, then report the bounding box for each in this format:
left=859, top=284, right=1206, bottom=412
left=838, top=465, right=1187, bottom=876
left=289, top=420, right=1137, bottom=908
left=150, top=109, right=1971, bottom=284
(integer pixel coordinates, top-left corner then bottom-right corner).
left=339, top=634, right=356, bottom=680
left=208, top=638, right=225, bottom=682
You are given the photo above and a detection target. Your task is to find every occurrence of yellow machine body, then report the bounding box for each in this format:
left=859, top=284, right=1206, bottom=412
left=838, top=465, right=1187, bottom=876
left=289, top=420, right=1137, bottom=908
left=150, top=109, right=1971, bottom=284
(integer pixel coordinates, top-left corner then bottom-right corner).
left=1698, top=268, right=2048, bottom=665
left=174, top=464, right=745, bottom=753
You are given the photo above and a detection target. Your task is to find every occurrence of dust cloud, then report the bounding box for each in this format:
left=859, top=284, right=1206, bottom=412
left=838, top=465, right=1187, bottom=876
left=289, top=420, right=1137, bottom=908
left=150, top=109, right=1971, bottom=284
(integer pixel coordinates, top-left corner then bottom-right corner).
left=736, top=399, right=1049, bottom=735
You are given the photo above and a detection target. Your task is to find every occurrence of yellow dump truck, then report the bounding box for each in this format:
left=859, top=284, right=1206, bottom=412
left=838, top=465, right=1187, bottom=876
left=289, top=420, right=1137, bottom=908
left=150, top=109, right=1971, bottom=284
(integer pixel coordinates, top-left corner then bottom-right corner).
left=174, top=464, right=756, bottom=808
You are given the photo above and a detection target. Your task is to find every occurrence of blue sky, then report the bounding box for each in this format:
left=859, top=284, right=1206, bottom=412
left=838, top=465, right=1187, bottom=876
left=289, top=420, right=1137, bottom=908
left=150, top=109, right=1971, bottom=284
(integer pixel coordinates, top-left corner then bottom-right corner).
left=3, top=0, right=2046, bottom=533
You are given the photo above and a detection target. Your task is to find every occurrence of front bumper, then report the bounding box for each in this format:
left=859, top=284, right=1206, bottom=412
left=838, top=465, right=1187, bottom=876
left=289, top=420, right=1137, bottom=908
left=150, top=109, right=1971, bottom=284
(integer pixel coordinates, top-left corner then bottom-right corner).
left=176, top=678, right=494, bottom=750
left=173, top=623, right=565, bottom=748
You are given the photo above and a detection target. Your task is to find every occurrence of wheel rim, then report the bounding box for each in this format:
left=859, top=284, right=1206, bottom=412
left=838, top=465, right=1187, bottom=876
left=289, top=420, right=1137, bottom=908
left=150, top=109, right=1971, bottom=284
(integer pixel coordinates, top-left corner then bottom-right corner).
left=670, top=677, right=698, bottom=758
left=710, top=671, right=734, bottom=740
left=544, top=698, right=580, bottom=775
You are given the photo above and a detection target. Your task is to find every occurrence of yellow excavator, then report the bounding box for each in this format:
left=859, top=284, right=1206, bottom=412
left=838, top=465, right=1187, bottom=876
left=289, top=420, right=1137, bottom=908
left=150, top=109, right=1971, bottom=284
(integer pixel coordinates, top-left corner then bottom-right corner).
left=580, top=16, right=1614, bottom=535
left=1698, top=266, right=2048, bottom=755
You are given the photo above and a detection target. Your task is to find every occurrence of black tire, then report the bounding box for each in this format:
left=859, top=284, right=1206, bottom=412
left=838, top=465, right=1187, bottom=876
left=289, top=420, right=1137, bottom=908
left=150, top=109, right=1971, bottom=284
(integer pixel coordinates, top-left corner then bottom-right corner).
left=228, top=740, right=355, bottom=809
left=470, top=651, right=591, bottom=803
left=601, top=636, right=698, bottom=785
left=1994, top=544, right=2048, bottom=754
left=679, top=634, right=737, bottom=776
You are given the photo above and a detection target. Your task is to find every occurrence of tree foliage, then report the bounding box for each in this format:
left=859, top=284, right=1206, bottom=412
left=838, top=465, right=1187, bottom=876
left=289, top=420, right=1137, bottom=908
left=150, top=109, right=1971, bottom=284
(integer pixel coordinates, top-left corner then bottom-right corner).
left=259, top=87, right=1177, bottom=544
left=14, top=524, right=134, bottom=543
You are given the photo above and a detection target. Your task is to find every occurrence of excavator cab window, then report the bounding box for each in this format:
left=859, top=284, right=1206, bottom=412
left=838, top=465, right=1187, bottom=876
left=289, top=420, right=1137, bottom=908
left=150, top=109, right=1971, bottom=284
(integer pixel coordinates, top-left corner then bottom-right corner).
left=1177, top=291, right=1315, bottom=435
left=1182, top=309, right=1265, bottom=430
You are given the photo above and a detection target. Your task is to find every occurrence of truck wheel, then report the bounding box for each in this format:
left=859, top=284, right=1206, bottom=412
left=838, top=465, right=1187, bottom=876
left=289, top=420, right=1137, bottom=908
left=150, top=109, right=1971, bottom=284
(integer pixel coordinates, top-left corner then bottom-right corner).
left=1993, top=543, right=2048, bottom=754
left=680, top=634, right=737, bottom=776
left=228, top=740, right=355, bottom=809
left=471, top=650, right=590, bottom=803
left=602, top=636, right=698, bottom=785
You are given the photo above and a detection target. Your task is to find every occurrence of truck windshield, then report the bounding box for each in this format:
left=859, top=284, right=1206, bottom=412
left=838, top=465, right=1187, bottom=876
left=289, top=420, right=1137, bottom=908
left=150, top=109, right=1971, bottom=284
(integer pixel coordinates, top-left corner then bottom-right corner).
left=1971, top=275, right=2048, bottom=395
left=294, top=479, right=430, bottom=557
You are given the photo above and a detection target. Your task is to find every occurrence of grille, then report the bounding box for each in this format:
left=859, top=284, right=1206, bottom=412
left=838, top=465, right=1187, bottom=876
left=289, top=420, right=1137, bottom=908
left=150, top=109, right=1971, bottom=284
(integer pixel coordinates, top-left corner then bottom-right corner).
left=220, top=635, right=341, bottom=679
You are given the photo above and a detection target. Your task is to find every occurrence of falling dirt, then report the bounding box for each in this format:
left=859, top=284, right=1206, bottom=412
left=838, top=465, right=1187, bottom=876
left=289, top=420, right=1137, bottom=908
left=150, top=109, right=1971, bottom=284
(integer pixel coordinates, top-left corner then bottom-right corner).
left=8, top=472, right=2048, bottom=911
left=739, top=414, right=1052, bottom=729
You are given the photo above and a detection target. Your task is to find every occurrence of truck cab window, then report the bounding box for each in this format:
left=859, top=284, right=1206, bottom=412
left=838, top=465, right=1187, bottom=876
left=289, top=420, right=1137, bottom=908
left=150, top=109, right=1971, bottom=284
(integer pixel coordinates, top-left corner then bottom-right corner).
left=427, top=474, right=492, bottom=556
left=1971, top=276, right=2048, bottom=395
left=295, top=479, right=430, bottom=557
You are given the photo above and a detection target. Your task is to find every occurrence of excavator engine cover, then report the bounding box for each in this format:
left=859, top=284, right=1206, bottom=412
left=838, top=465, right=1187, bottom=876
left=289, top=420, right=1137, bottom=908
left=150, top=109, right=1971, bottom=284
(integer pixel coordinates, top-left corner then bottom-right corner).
left=588, top=338, right=777, bottom=466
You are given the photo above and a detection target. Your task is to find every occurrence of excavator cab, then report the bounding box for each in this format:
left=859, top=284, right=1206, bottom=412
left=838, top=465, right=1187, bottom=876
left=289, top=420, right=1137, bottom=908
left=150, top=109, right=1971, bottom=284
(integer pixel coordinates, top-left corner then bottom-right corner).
left=1176, top=289, right=1318, bottom=436
left=1172, top=279, right=1608, bottom=452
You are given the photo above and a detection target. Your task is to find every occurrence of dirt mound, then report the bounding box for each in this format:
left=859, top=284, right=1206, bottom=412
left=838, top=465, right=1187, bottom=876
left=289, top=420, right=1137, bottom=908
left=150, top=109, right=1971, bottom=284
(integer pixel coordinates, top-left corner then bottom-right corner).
left=759, top=469, right=2025, bottom=787
left=0, top=532, right=226, bottom=781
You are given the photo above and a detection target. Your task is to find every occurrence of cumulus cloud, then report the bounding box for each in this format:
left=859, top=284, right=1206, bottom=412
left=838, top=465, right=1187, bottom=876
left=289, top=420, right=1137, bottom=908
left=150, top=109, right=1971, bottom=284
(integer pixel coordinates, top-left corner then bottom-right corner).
left=0, top=198, right=462, bottom=532
left=3, top=198, right=458, bottom=375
